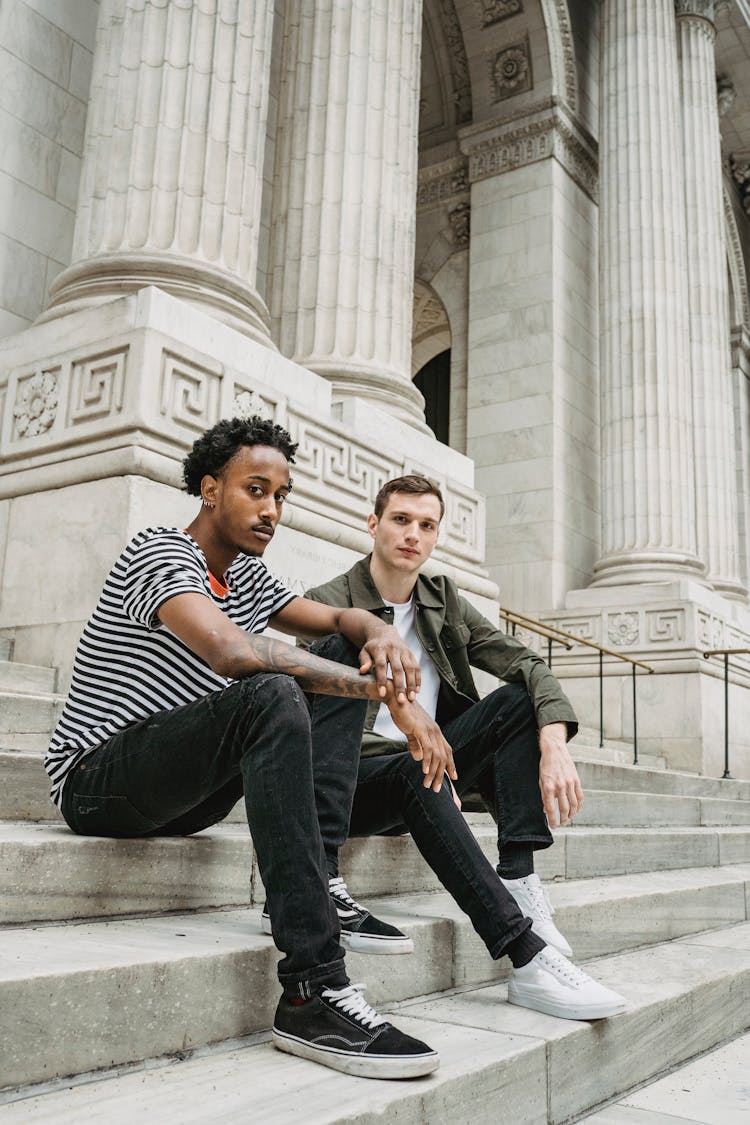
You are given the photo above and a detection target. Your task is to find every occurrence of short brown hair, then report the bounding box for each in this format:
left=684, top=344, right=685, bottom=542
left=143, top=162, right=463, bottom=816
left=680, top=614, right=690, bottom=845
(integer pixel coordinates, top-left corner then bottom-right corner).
left=374, top=474, right=445, bottom=520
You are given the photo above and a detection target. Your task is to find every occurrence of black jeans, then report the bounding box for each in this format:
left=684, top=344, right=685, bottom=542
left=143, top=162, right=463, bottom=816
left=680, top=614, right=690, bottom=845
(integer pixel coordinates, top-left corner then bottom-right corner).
left=60, top=634, right=365, bottom=995
left=315, top=642, right=538, bottom=959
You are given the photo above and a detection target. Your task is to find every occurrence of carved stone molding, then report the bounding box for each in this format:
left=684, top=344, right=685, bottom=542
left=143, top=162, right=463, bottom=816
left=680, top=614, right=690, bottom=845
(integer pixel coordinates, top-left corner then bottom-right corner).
left=730, top=151, right=750, bottom=217
left=491, top=38, right=533, bottom=102
left=480, top=0, right=522, bottom=26
left=69, top=349, right=127, bottom=426
left=417, top=158, right=469, bottom=210
left=608, top=612, right=640, bottom=646
left=674, top=0, right=716, bottom=19
left=460, top=102, right=598, bottom=202
left=717, top=76, right=736, bottom=118
left=13, top=370, right=59, bottom=439
left=435, top=0, right=472, bottom=124
left=448, top=201, right=471, bottom=245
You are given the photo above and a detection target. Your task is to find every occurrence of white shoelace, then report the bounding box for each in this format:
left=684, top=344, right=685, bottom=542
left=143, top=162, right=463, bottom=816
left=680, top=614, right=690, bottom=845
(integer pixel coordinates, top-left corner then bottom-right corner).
left=328, top=876, right=365, bottom=918
left=320, top=983, right=386, bottom=1029
left=539, top=948, right=588, bottom=987
left=521, top=876, right=554, bottom=922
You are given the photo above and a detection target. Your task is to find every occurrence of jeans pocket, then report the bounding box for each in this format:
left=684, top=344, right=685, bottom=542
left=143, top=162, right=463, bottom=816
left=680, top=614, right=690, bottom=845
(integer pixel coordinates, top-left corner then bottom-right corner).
left=66, top=793, right=158, bottom=838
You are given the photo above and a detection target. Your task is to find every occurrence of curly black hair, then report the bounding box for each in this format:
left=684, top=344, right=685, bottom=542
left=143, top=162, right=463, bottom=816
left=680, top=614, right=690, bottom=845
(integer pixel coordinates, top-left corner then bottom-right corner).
left=182, top=415, right=298, bottom=496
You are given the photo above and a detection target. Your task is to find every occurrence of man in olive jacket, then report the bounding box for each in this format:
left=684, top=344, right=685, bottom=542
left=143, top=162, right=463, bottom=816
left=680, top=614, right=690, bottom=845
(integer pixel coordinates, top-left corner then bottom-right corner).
left=305, top=473, right=583, bottom=959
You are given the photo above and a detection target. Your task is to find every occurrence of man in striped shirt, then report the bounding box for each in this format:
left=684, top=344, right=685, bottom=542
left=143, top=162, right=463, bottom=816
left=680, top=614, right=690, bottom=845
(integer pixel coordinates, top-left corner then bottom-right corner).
left=47, top=414, right=453, bottom=1081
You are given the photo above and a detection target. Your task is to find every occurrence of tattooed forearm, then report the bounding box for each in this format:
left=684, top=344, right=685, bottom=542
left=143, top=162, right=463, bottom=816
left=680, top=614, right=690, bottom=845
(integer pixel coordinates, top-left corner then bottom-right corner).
left=224, top=634, right=383, bottom=700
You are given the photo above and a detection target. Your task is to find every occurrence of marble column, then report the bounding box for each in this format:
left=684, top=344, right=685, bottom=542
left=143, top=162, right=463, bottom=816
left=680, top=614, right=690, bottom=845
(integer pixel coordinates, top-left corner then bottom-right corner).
left=44, top=0, right=275, bottom=344
left=594, top=0, right=705, bottom=585
left=268, top=0, right=426, bottom=426
left=676, top=0, right=745, bottom=598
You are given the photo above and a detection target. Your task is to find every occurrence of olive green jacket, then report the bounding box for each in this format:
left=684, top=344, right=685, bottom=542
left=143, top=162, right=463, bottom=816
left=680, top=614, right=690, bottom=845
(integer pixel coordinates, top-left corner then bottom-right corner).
left=305, top=556, right=578, bottom=757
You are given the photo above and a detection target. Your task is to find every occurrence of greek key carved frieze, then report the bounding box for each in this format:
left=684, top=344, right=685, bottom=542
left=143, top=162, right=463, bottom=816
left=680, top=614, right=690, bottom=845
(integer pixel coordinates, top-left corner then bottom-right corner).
left=159, top=350, right=222, bottom=433
left=287, top=413, right=400, bottom=510
left=479, top=0, right=522, bottom=25
left=697, top=610, right=725, bottom=649
left=69, top=348, right=128, bottom=425
left=491, top=39, right=533, bottom=102
left=646, top=610, right=685, bottom=644
left=12, top=369, right=60, bottom=438
left=543, top=616, right=598, bottom=645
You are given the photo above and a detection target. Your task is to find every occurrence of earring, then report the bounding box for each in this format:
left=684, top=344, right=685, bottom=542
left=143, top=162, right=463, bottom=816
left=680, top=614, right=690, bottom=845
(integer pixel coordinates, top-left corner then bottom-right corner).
left=202, top=498, right=215, bottom=510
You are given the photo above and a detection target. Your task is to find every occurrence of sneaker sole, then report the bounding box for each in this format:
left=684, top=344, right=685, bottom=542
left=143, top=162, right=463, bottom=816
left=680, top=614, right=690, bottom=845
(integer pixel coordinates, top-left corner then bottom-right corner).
left=507, top=983, right=626, bottom=1021
left=272, top=1028, right=439, bottom=1079
left=261, top=916, right=414, bottom=956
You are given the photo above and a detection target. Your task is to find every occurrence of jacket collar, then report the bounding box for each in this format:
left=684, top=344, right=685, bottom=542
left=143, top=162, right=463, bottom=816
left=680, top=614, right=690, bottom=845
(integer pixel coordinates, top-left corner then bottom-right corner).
left=349, top=555, right=444, bottom=610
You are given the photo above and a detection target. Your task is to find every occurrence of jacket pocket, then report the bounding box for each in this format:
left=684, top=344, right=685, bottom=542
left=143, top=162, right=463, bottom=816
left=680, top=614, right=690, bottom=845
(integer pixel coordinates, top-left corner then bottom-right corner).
left=441, top=621, right=471, bottom=649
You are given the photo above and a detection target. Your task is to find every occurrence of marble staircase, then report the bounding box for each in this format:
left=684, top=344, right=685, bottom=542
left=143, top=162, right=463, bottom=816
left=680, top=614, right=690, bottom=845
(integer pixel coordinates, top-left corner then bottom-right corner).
left=1, top=641, right=749, bottom=1123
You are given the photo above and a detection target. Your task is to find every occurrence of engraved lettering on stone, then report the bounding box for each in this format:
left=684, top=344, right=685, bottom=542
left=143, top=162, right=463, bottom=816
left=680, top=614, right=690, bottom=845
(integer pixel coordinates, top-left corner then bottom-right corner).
left=646, top=610, right=685, bottom=644
left=13, top=370, right=60, bottom=438
left=160, top=351, right=221, bottom=432
left=608, top=612, right=640, bottom=646
left=491, top=41, right=532, bottom=102
left=69, top=348, right=128, bottom=424
left=480, top=0, right=522, bottom=26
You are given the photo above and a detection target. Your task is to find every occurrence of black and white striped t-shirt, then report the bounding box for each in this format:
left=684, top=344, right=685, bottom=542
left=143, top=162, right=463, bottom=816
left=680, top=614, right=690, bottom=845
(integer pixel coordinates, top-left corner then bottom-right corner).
left=45, top=527, right=296, bottom=806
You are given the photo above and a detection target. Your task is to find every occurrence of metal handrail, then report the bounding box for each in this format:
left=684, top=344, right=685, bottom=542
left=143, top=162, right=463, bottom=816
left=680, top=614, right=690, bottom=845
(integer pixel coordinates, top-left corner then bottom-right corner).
left=501, top=606, right=654, bottom=765
left=702, top=648, right=750, bottom=779
left=498, top=611, right=574, bottom=663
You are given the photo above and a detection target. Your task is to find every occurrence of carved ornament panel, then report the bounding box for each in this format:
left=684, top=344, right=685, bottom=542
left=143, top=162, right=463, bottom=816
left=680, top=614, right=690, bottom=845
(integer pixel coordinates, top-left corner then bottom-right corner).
left=159, top=350, right=221, bottom=433
left=69, top=348, right=128, bottom=425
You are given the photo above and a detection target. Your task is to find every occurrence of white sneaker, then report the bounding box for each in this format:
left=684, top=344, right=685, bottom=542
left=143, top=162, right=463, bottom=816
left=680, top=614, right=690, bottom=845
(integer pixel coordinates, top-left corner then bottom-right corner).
left=508, top=947, right=626, bottom=1020
left=500, top=873, right=573, bottom=957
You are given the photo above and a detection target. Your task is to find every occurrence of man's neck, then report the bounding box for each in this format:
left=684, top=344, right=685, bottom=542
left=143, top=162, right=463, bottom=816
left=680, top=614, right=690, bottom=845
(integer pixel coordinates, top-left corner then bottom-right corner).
left=185, top=515, right=238, bottom=584
left=368, top=554, right=418, bottom=605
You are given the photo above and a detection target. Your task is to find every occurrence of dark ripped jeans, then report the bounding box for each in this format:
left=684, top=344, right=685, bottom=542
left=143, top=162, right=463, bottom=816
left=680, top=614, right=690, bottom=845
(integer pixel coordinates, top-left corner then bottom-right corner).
left=60, top=635, right=361, bottom=996
left=313, top=640, right=539, bottom=960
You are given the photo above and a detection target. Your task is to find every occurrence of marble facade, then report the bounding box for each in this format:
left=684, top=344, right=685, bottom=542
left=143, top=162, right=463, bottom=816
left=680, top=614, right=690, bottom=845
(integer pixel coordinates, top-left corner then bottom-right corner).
left=1, top=0, right=750, bottom=776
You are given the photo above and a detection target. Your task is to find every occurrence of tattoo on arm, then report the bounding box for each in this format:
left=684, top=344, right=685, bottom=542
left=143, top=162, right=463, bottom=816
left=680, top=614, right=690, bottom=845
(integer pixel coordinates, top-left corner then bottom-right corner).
left=233, top=636, right=380, bottom=700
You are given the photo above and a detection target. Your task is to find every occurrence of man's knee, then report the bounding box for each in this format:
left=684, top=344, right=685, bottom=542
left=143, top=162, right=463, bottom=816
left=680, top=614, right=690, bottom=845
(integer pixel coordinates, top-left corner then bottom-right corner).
left=236, top=673, right=310, bottom=727
left=490, top=682, right=535, bottom=722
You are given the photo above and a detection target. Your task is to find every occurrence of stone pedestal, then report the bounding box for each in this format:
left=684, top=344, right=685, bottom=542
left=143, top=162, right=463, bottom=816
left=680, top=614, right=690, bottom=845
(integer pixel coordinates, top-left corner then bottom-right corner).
left=268, top=0, right=426, bottom=427
left=0, top=287, right=493, bottom=688
left=595, top=0, right=704, bottom=586
left=676, top=0, right=744, bottom=599
left=533, top=582, right=750, bottom=780
left=43, top=0, right=276, bottom=344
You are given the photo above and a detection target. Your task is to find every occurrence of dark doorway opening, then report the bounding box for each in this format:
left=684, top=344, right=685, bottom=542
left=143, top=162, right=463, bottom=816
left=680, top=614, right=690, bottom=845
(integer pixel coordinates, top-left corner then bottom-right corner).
left=414, top=349, right=451, bottom=445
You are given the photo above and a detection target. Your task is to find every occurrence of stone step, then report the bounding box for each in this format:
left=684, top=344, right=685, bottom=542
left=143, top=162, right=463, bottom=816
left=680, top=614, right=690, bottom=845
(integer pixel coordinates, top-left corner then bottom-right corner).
left=576, top=789, right=750, bottom=828
left=0, top=752, right=60, bottom=821
left=0, top=660, right=57, bottom=694
left=575, top=732, right=667, bottom=772
left=1, top=865, right=748, bottom=1090
left=0, top=691, right=64, bottom=752
left=2, top=923, right=749, bottom=1123
left=574, top=757, right=750, bottom=802
left=580, top=1027, right=750, bottom=1123
left=4, top=818, right=750, bottom=925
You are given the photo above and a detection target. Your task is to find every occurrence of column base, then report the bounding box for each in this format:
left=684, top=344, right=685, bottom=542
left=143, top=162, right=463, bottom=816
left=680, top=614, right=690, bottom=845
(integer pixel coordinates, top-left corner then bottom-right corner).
left=298, top=357, right=432, bottom=433
left=591, top=551, right=707, bottom=587
left=43, top=253, right=275, bottom=348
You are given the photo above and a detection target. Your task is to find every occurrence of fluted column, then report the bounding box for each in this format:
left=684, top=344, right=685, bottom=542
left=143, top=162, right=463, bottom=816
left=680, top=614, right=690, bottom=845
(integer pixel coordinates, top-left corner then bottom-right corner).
left=594, top=0, right=705, bottom=585
left=44, top=0, right=275, bottom=344
left=268, top=0, right=426, bottom=426
left=676, top=0, right=745, bottom=598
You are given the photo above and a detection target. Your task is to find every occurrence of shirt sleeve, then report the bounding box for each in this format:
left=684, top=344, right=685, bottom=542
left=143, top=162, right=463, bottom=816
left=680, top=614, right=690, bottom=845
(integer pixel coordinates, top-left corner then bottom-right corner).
left=122, top=532, right=210, bottom=630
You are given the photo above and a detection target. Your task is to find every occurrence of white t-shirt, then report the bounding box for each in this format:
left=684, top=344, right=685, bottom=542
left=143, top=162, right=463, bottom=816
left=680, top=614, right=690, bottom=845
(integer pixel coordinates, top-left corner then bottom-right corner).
left=372, top=596, right=441, bottom=742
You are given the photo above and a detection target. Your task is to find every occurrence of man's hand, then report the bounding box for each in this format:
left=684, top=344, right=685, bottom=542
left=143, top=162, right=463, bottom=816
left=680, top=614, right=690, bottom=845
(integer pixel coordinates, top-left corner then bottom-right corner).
left=387, top=698, right=457, bottom=793
left=538, top=722, right=583, bottom=828
left=358, top=626, right=421, bottom=704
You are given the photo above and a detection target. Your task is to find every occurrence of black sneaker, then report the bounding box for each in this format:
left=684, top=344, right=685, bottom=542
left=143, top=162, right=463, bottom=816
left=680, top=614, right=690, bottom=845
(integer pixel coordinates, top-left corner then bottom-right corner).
left=272, top=983, right=439, bottom=1078
left=261, top=876, right=414, bottom=955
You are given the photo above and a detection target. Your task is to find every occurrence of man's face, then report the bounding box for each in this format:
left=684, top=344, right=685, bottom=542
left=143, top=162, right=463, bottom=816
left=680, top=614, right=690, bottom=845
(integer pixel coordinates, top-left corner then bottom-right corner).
left=204, top=444, right=291, bottom=557
left=367, top=492, right=442, bottom=575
